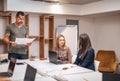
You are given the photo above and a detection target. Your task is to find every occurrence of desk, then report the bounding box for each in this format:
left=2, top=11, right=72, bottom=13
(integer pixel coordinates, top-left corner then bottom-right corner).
left=63, top=71, right=102, bottom=81
left=0, top=60, right=57, bottom=81
left=24, top=59, right=103, bottom=81
left=24, top=59, right=93, bottom=76
left=0, top=59, right=102, bottom=81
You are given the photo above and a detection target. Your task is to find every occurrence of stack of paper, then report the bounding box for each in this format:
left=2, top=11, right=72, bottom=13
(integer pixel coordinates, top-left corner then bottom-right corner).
left=15, top=38, right=35, bottom=45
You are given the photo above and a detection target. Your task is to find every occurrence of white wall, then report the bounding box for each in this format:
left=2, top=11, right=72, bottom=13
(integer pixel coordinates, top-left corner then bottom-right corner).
left=79, top=17, right=96, bottom=50
left=93, top=14, right=120, bottom=73
left=5, top=0, right=81, bottom=15
left=29, top=14, right=40, bottom=57
left=80, top=0, right=120, bottom=15
left=0, top=17, right=5, bottom=53
left=0, top=17, right=9, bottom=53
left=78, top=15, right=120, bottom=63
left=79, top=15, right=120, bottom=73
left=0, top=17, right=7, bottom=39
left=94, top=15, right=120, bottom=60
left=4, top=0, right=120, bottom=16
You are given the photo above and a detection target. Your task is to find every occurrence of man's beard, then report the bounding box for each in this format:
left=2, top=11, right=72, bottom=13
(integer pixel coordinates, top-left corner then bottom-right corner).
left=17, top=21, right=23, bottom=25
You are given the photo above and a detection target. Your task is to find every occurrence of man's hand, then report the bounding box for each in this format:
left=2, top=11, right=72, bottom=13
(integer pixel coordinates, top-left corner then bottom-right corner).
left=26, top=42, right=32, bottom=47
left=10, top=41, right=17, bottom=46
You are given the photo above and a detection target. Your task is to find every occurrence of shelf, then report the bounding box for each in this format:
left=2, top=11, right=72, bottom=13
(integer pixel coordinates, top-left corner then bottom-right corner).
left=25, top=14, right=30, bottom=58
left=29, top=36, right=40, bottom=40
left=39, top=15, right=54, bottom=58
left=40, top=16, right=45, bottom=58
left=0, top=14, right=11, bottom=17
left=40, top=35, right=44, bottom=37
left=45, top=38, right=54, bottom=43
left=45, top=38, right=54, bottom=40
left=49, top=16, right=54, bottom=51
left=29, top=35, right=40, bottom=38
left=0, top=13, right=11, bottom=54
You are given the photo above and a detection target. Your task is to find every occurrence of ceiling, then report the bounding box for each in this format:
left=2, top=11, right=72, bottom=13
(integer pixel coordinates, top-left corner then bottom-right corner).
left=33, top=0, right=102, bottom=5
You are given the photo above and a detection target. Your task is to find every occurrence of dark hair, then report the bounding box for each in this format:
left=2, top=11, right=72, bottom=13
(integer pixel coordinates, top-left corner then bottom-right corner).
left=79, top=33, right=92, bottom=60
left=16, top=11, right=25, bottom=17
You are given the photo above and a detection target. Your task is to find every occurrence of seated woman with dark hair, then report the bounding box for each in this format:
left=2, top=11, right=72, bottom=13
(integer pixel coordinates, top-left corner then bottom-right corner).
left=74, top=33, right=95, bottom=70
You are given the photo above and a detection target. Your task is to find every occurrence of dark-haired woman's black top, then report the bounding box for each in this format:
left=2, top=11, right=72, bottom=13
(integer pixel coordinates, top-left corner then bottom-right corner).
left=74, top=48, right=95, bottom=71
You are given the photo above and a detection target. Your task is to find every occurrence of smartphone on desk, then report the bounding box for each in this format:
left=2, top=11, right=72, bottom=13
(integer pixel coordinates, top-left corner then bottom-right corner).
left=16, top=62, right=24, bottom=65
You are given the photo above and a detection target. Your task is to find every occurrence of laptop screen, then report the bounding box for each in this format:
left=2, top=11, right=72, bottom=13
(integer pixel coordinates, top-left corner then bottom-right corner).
left=24, top=64, right=37, bottom=81
left=49, top=51, right=60, bottom=64
left=7, top=58, right=16, bottom=75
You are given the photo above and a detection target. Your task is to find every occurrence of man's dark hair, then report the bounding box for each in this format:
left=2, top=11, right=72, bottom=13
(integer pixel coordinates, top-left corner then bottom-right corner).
left=16, top=11, right=25, bottom=17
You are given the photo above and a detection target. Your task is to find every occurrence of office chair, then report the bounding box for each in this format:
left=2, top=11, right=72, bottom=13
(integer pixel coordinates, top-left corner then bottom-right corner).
left=95, top=50, right=119, bottom=73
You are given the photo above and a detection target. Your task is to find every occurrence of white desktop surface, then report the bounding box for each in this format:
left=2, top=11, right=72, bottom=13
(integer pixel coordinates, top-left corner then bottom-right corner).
left=0, top=60, right=27, bottom=80
left=47, top=65, right=93, bottom=76
left=24, top=59, right=102, bottom=81
left=24, top=59, right=93, bottom=76
left=0, top=59, right=102, bottom=81
left=0, top=60, right=57, bottom=81
left=63, top=71, right=102, bottom=81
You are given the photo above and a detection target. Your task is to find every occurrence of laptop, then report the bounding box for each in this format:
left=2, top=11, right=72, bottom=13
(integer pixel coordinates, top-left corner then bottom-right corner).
left=24, top=64, right=37, bottom=81
left=49, top=51, right=61, bottom=64
left=0, top=58, right=16, bottom=77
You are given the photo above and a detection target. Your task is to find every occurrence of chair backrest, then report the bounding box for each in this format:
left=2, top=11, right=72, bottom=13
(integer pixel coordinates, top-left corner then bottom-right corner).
left=95, top=50, right=116, bottom=66
left=95, top=50, right=118, bottom=73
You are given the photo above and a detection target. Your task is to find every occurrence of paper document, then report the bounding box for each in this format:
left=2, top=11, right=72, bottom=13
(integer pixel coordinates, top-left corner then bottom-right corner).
left=15, top=38, right=35, bottom=45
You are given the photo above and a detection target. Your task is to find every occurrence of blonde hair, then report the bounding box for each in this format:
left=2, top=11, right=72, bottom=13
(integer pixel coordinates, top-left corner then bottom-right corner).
left=55, top=34, right=66, bottom=51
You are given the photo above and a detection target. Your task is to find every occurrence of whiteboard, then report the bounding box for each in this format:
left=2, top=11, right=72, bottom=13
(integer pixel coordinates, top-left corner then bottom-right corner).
left=56, top=25, right=78, bottom=55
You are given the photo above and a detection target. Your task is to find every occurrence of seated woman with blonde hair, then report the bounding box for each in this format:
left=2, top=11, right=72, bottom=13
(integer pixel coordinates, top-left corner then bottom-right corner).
left=54, top=34, right=72, bottom=64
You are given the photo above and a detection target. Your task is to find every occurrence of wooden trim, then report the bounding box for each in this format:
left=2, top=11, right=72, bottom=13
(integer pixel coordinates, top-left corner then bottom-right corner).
left=29, top=36, right=40, bottom=41
left=0, top=13, right=12, bottom=53
left=39, top=15, right=54, bottom=59
left=49, top=16, right=54, bottom=51
left=40, top=16, right=45, bottom=58
left=25, top=14, right=30, bottom=58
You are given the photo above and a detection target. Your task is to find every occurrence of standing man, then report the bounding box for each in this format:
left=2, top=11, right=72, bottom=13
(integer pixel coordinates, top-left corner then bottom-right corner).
left=3, top=11, right=31, bottom=60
